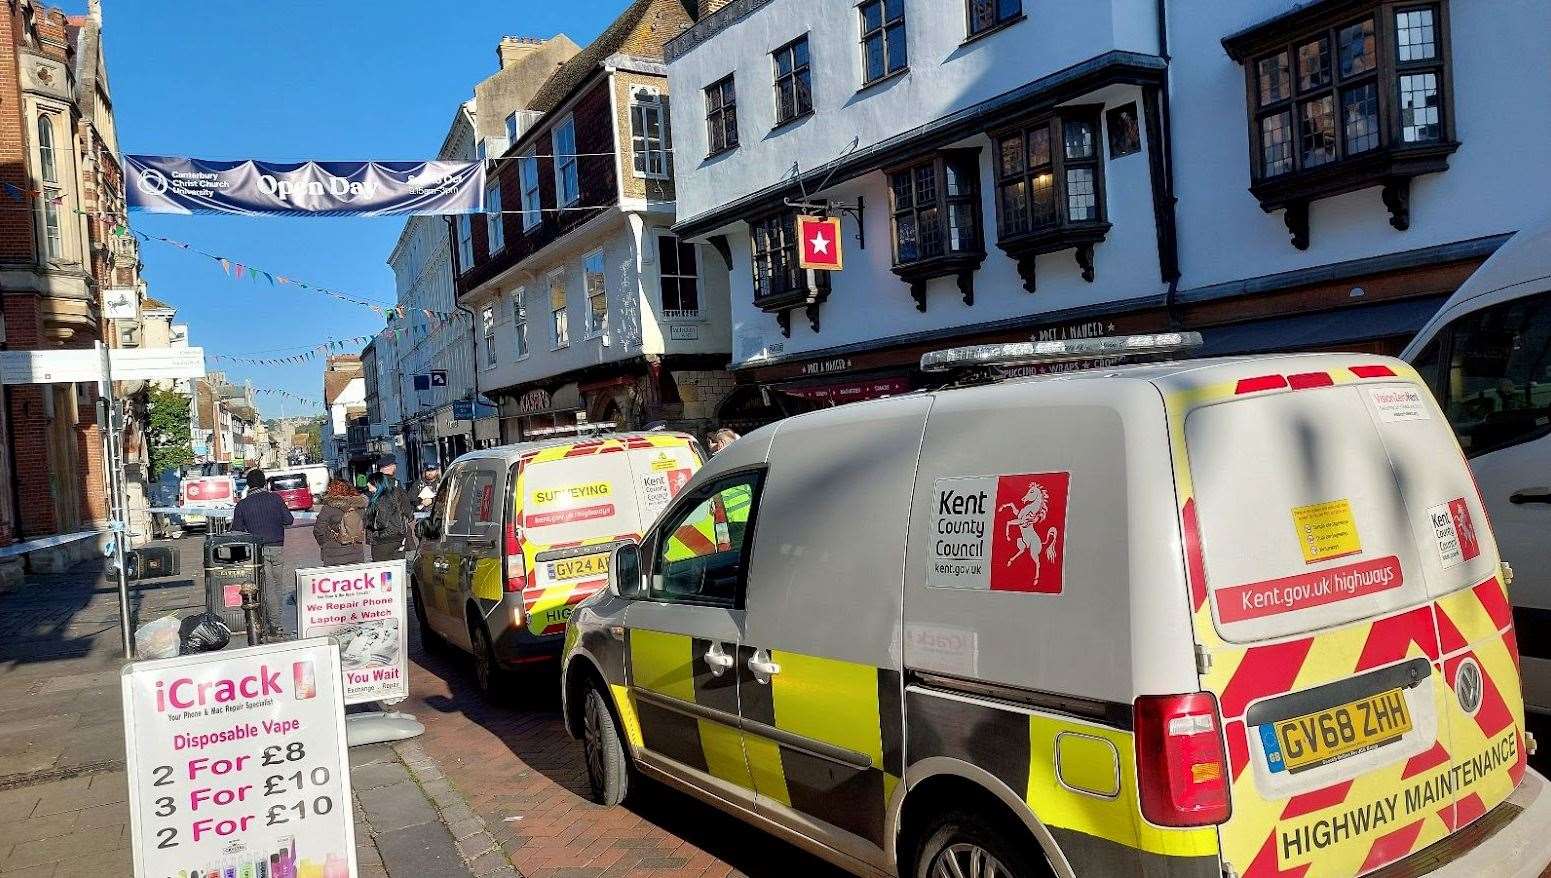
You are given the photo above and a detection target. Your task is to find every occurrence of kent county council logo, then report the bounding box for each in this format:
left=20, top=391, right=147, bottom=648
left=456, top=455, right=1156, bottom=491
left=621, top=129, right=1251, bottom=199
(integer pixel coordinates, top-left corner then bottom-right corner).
left=989, top=472, right=1070, bottom=594
left=138, top=167, right=168, bottom=195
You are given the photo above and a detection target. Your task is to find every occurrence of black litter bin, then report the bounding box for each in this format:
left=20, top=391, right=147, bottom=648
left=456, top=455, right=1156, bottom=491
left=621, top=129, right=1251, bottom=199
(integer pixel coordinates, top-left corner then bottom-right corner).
left=204, top=532, right=261, bottom=634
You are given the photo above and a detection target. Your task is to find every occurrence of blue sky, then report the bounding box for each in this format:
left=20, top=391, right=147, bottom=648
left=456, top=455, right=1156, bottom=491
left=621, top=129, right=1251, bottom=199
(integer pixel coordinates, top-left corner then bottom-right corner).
left=96, top=1, right=619, bottom=418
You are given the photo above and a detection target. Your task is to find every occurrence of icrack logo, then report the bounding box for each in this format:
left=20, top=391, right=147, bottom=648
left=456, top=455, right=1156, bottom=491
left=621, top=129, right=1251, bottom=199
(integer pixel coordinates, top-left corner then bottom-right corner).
left=990, top=473, right=1070, bottom=594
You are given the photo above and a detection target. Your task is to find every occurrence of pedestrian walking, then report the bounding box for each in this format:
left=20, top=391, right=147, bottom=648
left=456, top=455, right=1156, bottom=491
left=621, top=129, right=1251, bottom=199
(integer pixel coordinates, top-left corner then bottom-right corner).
left=417, top=463, right=441, bottom=511
left=230, top=467, right=294, bottom=639
left=312, top=479, right=367, bottom=566
left=708, top=428, right=740, bottom=455
left=366, top=456, right=415, bottom=561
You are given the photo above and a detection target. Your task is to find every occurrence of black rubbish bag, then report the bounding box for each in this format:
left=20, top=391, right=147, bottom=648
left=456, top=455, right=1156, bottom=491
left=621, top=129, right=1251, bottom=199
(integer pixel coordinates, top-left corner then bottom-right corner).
left=179, top=612, right=232, bottom=654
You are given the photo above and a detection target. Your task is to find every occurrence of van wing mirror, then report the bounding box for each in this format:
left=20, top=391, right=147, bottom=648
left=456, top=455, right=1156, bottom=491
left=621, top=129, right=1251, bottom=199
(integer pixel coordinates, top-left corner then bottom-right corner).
left=610, top=542, right=644, bottom=599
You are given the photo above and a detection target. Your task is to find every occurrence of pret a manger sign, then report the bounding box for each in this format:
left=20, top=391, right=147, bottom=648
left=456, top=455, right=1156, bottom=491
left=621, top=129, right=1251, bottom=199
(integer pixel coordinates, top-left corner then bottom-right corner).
left=122, top=639, right=357, bottom=878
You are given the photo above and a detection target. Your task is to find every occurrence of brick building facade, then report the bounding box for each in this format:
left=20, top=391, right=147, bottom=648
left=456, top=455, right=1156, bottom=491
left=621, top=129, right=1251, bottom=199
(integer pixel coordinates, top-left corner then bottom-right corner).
left=0, top=0, right=138, bottom=573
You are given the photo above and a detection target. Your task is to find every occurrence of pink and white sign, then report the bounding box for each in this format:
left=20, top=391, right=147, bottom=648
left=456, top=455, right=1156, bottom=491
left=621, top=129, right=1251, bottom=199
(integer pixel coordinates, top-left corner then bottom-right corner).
left=121, top=639, right=357, bottom=878
left=295, top=560, right=409, bottom=705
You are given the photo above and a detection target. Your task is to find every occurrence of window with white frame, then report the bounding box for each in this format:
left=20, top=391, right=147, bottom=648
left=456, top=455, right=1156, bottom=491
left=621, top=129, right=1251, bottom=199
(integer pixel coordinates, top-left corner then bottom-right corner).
left=657, top=235, right=700, bottom=319
left=512, top=288, right=529, bottom=359
left=553, top=117, right=580, bottom=206
left=456, top=214, right=474, bottom=273
left=37, top=114, right=56, bottom=183
left=42, top=195, right=61, bottom=260
left=482, top=306, right=497, bottom=368
left=549, top=271, right=569, bottom=349
left=519, top=150, right=541, bottom=230
left=584, top=250, right=608, bottom=337
left=631, top=88, right=671, bottom=179
left=485, top=183, right=504, bottom=253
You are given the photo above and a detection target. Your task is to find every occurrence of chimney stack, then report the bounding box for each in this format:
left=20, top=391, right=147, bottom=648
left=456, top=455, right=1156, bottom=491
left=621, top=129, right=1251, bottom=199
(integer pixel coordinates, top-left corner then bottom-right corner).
left=697, top=0, right=733, bottom=17
left=497, top=36, right=545, bottom=70
left=87, top=0, right=101, bottom=25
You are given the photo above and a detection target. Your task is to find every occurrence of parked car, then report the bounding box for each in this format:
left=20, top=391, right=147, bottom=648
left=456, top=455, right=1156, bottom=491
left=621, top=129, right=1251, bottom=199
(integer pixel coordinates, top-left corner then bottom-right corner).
left=292, top=463, right=330, bottom=501
left=563, top=341, right=1548, bottom=878
left=413, top=431, right=703, bottom=694
left=1403, top=216, right=1551, bottom=714
left=268, top=472, right=314, bottom=512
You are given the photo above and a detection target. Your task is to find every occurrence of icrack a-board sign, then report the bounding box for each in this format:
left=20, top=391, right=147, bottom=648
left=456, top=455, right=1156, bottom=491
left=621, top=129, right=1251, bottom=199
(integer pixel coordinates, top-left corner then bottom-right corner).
left=121, top=639, right=358, bottom=878
left=296, top=560, right=409, bottom=705
left=796, top=215, right=844, bottom=271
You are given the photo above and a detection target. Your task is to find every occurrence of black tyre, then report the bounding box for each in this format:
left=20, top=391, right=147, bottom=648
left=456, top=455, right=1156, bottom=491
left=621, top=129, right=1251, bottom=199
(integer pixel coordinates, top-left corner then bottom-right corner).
left=410, top=583, right=445, bottom=653
left=581, top=685, right=632, bottom=806
left=471, top=623, right=504, bottom=696
left=913, top=809, right=1051, bottom=878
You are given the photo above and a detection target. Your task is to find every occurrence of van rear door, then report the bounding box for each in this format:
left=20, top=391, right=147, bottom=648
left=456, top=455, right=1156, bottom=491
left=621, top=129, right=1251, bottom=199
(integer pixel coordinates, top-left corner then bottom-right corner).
left=1166, top=363, right=1526, bottom=877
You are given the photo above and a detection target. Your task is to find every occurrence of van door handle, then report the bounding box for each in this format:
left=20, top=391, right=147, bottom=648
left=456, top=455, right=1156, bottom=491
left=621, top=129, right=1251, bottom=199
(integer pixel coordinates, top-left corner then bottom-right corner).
left=1510, top=487, right=1551, bottom=505
left=747, top=650, right=781, bottom=680
left=703, top=643, right=734, bottom=676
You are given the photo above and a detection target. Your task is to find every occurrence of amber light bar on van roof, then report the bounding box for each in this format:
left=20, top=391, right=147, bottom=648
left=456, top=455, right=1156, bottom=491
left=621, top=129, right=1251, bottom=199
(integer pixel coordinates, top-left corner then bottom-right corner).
left=919, top=332, right=1204, bottom=373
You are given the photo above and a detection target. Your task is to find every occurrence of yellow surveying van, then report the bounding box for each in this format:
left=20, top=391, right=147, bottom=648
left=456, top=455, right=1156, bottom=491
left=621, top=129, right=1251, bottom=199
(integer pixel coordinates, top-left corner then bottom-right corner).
left=561, top=335, right=1551, bottom=878
left=413, top=431, right=702, bottom=694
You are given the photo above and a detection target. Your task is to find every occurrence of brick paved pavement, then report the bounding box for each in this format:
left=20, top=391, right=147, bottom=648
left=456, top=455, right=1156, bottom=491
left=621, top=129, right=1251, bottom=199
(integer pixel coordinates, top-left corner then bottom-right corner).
left=399, top=611, right=852, bottom=878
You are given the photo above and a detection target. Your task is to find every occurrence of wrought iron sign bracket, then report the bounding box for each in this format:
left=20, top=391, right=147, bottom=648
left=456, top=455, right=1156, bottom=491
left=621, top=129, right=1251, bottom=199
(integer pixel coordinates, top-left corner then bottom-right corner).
left=783, top=197, right=866, bottom=250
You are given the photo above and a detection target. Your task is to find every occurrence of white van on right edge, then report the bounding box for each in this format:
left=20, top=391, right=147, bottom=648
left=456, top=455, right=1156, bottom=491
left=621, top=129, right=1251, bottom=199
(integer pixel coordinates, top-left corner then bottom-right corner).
left=563, top=342, right=1551, bottom=878
left=1403, top=217, right=1551, bottom=712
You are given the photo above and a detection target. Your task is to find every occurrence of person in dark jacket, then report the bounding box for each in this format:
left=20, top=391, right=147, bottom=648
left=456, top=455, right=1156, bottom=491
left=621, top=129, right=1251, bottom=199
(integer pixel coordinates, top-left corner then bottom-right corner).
left=231, top=467, right=294, bottom=638
left=366, top=456, right=415, bottom=561
left=313, top=479, right=367, bottom=566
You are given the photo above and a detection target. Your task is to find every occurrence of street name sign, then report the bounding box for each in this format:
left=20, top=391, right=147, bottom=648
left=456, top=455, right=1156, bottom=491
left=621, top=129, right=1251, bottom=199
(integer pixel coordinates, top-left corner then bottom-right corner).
left=121, top=638, right=358, bottom=878
left=295, top=559, right=409, bottom=705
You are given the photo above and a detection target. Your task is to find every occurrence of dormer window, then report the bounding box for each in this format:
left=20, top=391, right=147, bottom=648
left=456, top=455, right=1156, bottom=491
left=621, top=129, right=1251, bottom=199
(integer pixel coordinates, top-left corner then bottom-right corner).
left=750, top=209, right=830, bottom=337
left=886, top=150, right=986, bottom=311
left=1224, top=1, right=1456, bottom=249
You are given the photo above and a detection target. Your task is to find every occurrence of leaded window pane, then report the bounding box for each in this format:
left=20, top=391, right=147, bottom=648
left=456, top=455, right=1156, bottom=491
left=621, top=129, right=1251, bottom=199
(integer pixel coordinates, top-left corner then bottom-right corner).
left=1342, top=83, right=1380, bottom=154
left=919, top=206, right=943, bottom=258
left=1261, top=111, right=1294, bottom=176
left=915, top=165, right=936, bottom=206
left=1300, top=96, right=1337, bottom=167
left=1031, top=172, right=1056, bottom=226
left=1298, top=38, right=1330, bottom=91
left=1400, top=72, right=1441, bottom=142
left=1000, top=181, right=1029, bottom=235
left=1338, top=19, right=1376, bottom=78
left=948, top=202, right=977, bottom=251
left=999, top=137, right=1024, bottom=176
left=1063, top=119, right=1095, bottom=160
left=1029, top=127, right=1051, bottom=168
left=891, top=171, right=914, bottom=209
left=1396, top=8, right=1437, bottom=62
left=1259, top=51, right=1291, bottom=106
left=1066, top=169, right=1096, bottom=221
left=895, top=212, right=919, bottom=262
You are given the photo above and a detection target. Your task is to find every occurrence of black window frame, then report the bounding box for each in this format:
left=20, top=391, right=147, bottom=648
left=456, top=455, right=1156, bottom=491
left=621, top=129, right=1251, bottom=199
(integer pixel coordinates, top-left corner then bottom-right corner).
left=771, top=35, right=813, bottom=128
left=641, top=469, right=766, bottom=610
left=885, top=149, right=988, bottom=310
left=657, top=234, right=701, bottom=319
left=1225, top=1, right=1457, bottom=247
left=748, top=207, right=832, bottom=336
left=705, top=74, right=739, bottom=157
left=966, top=0, right=1023, bottom=40
left=859, top=0, right=908, bottom=87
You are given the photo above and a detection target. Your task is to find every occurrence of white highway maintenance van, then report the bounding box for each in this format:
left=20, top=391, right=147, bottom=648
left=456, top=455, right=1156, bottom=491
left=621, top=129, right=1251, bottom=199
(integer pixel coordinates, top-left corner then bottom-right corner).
left=561, top=336, right=1551, bottom=878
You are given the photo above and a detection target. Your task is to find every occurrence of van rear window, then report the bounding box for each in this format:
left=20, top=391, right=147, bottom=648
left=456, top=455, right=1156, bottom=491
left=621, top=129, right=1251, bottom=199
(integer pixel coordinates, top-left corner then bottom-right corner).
left=1185, top=382, right=1489, bottom=642
left=518, top=455, right=641, bottom=544
left=269, top=474, right=307, bottom=490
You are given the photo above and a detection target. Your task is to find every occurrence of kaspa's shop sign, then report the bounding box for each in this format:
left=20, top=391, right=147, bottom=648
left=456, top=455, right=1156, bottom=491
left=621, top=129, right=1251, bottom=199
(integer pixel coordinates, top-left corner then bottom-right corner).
left=125, top=154, right=486, bottom=217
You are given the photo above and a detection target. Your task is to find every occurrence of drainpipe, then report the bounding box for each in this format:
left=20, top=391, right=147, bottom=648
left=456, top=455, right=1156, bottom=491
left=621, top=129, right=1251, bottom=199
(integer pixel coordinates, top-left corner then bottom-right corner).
left=1155, top=0, right=1183, bottom=325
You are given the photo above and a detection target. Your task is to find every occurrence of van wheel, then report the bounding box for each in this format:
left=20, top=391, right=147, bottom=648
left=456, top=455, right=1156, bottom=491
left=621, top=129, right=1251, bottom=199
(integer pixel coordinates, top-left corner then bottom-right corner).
left=410, top=584, right=445, bottom=653
left=471, top=624, right=503, bottom=696
left=913, top=809, right=1051, bottom=878
left=581, top=685, right=631, bottom=806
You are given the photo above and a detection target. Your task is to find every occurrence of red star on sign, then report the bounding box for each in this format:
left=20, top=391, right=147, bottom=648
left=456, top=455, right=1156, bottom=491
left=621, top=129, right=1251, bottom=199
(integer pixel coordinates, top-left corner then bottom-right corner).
left=797, top=215, right=844, bottom=271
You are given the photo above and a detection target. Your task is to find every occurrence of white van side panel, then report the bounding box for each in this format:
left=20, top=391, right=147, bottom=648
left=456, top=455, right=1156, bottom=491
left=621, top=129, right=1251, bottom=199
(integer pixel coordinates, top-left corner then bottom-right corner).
left=901, top=379, right=1197, bottom=701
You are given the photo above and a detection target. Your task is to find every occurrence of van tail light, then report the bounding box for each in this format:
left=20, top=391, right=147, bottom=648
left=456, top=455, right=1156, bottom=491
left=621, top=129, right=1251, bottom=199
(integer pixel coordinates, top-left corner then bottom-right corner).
left=1135, top=692, right=1232, bottom=827
left=504, top=520, right=528, bottom=603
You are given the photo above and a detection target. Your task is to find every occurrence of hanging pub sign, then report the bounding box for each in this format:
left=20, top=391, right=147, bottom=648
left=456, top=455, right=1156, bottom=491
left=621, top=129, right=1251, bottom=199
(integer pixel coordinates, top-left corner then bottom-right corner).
left=125, top=155, right=486, bottom=217
left=797, top=215, right=844, bottom=271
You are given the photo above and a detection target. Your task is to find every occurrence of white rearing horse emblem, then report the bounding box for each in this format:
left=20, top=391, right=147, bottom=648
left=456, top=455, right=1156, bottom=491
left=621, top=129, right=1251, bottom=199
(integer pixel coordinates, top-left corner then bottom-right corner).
left=1001, top=482, right=1060, bottom=586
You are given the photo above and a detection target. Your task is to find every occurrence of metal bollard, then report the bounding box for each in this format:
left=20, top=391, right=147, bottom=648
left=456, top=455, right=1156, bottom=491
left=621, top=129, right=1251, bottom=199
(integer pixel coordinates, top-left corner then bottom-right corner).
left=240, top=581, right=263, bottom=646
